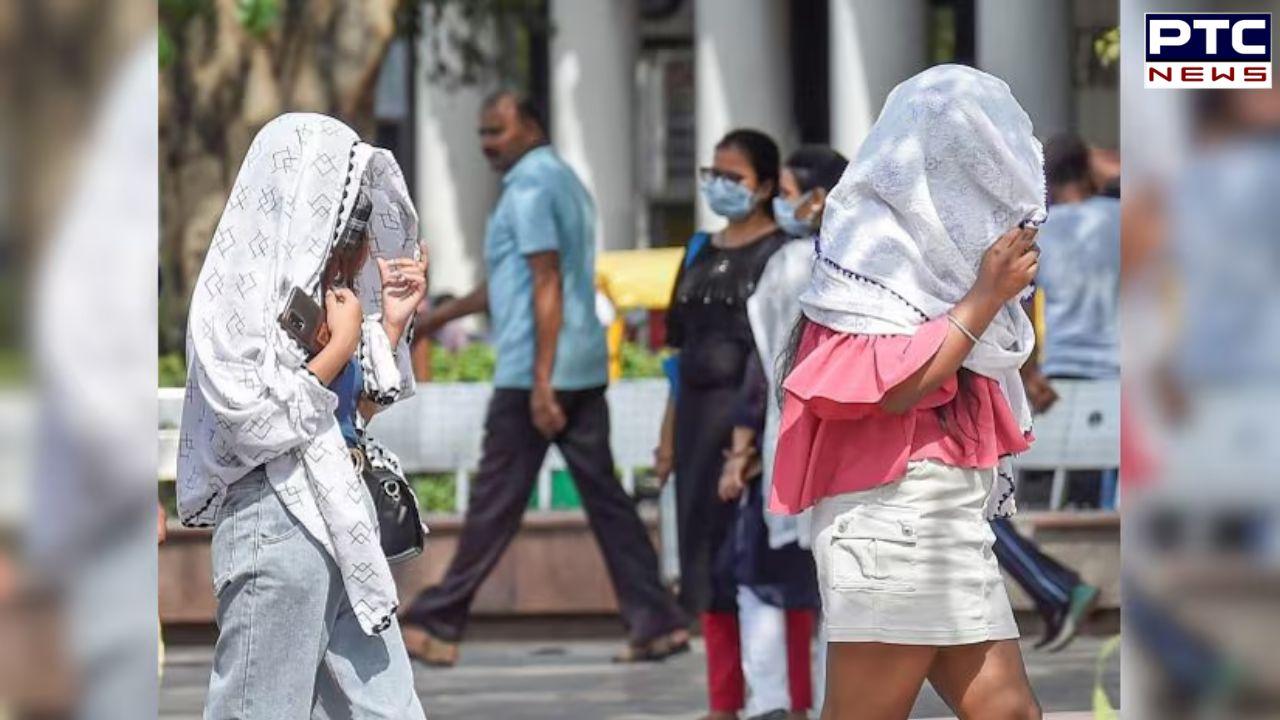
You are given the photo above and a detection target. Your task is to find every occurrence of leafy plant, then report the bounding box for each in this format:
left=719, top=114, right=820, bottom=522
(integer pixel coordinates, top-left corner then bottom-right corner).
left=158, top=0, right=212, bottom=70
left=430, top=343, right=497, bottom=382
left=159, top=353, right=188, bottom=388
left=159, top=340, right=664, bottom=387
left=409, top=473, right=457, bottom=513
left=1093, top=27, right=1120, bottom=68
left=619, top=341, right=666, bottom=379
left=0, top=350, right=28, bottom=387
left=236, top=0, right=281, bottom=37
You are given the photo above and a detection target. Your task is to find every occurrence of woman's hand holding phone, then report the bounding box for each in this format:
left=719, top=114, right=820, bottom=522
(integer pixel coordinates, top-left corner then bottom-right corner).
left=307, top=289, right=362, bottom=385
left=325, top=288, right=363, bottom=355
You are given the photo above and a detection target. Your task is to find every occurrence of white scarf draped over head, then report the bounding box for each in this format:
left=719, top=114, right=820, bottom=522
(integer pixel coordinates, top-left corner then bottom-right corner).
left=178, top=113, right=419, bottom=634
left=799, top=65, right=1046, bottom=517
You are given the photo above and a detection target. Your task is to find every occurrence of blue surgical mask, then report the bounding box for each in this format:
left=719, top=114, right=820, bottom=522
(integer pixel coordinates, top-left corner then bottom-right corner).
left=701, top=176, right=758, bottom=220
left=773, top=193, right=817, bottom=237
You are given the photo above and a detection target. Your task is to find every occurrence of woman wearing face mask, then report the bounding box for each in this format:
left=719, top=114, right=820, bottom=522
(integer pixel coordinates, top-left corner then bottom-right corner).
left=179, top=114, right=429, bottom=717
left=770, top=66, right=1044, bottom=720
left=654, top=129, right=809, bottom=720
left=696, top=145, right=847, bottom=719
left=772, top=146, right=848, bottom=241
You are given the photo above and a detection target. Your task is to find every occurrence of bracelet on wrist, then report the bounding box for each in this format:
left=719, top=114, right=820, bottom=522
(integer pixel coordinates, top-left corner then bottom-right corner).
left=946, top=313, right=982, bottom=345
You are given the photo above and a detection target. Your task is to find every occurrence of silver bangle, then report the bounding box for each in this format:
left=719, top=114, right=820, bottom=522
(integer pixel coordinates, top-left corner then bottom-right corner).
left=946, top=313, right=981, bottom=344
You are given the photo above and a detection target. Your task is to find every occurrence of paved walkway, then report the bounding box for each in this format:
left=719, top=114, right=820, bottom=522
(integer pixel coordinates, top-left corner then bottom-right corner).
left=161, top=634, right=1117, bottom=719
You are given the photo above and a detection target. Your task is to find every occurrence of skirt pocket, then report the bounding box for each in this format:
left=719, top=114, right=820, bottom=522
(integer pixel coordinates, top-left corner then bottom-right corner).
left=828, top=504, right=920, bottom=594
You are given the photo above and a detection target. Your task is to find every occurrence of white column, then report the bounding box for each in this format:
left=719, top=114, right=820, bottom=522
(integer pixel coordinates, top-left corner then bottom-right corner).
left=414, top=15, right=500, bottom=297
left=695, top=0, right=795, bottom=231
left=551, top=0, right=639, bottom=251
left=976, top=0, right=1072, bottom=137
left=827, top=0, right=928, bottom=159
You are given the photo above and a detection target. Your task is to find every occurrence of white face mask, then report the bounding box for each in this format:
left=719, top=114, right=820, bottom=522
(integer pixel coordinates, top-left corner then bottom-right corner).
left=773, top=191, right=817, bottom=237
left=701, top=176, right=759, bottom=220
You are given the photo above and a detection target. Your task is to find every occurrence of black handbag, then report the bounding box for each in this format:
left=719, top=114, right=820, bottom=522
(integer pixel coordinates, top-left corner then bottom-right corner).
left=354, top=449, right=425, bottom=564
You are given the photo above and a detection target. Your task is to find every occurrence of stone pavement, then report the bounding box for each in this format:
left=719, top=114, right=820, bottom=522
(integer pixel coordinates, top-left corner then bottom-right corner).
left=161, top=634, right=1118, bottom=719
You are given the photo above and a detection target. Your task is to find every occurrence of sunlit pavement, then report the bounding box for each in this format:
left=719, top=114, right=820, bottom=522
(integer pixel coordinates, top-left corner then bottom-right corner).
left=160, top=634, right=1117, bottom=719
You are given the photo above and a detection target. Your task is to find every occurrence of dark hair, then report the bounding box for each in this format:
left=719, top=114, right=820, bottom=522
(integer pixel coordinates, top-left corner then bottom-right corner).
left=716, top=128, right=780, bottom=216
left=323, top=239, right=367, bottom=291
left=324, top=189, right=373, bottom=289
left=774, top=313, right=809, bottom=407
left=1043, top=132, right=1092, bottom=189
left=785, top=145, right=849, bottom=194
left=483, top=89, right=547, bottom=134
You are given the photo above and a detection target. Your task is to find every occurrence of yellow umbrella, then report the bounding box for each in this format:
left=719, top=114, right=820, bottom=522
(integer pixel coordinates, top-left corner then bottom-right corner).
left=596, top=247, right=686, bottom=311
left=595, top=247, right=685, bottom=380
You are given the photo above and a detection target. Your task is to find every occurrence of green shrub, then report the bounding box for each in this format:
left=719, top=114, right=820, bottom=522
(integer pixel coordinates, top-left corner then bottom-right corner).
left=619, top=341, right=666, bottom=379
left=0, top=350, right=27, bottom=387
left=409, top=473, right=457, bottom=513
left=430, top=343, right=496, bottom=382
left=159, top=473, right=459, bottom=517
left=158, top=338, right=664, bottom=388
left=159, top=353, right=187, bottom=388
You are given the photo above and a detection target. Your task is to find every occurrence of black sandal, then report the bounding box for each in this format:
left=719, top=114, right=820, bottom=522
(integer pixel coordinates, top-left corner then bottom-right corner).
left=612, top=630, right=691, bottom=663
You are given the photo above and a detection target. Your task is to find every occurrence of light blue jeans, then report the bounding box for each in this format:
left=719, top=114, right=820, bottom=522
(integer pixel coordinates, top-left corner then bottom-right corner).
left=204, top=469, right=426, bottom=719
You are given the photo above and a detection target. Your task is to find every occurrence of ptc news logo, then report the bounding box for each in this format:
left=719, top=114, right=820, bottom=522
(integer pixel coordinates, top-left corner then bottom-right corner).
left=1146, top=13, right=1272, bottom=89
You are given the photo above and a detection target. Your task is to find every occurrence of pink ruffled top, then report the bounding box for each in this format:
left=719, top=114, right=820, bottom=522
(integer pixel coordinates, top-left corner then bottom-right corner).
left=769, top=318, right=1032, bottom=515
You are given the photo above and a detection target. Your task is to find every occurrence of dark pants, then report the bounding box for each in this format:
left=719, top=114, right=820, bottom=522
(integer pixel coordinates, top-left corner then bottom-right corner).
left=991, top=517, right=1082, bottom=623
left=403, top=387, right=687, bottom=643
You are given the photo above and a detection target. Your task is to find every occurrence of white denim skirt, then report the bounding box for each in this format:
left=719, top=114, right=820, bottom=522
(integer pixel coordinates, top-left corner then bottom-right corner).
left=811, top=459, right=1018, bottom=645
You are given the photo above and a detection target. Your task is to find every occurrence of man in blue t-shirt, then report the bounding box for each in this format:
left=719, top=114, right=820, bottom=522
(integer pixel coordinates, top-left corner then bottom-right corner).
left=401, top=91, right=687, bottom=665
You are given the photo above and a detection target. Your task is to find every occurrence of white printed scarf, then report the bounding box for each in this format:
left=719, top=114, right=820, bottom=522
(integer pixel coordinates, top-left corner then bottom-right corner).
left=178, top=113, right=419, bottom=634
left=799, top=65, right=1047, bottom=519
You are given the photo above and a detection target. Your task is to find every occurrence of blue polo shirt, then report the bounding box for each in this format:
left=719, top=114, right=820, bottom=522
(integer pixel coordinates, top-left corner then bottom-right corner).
left=1035, top=196, right=1121, bottom=379
left=485, top=145, right=608, bottom=390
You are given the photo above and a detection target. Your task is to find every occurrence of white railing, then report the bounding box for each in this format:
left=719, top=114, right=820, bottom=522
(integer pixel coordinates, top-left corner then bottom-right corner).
left=1013, top=379, right=1121, bottom=509
left=364, top=380, right=671, bottom=512
left=158, top=380, right=671, bottom=510
left=158, top=378, right=1120, bottom=512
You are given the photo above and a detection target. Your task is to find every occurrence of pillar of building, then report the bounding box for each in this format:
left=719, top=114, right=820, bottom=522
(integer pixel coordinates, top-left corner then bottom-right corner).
left=827, top=0, right=929, bottom=158
left=414, top=11, right=500, bottom=296
left=694, top=0, right=796, bottom=231
left=976, top=0, right=1073, bottom=137
left=551, top=0, right=640, bottom=251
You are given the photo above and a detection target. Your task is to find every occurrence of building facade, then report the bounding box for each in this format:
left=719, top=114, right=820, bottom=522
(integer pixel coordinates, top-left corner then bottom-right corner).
left=376, top=0, right=1119, bottom=296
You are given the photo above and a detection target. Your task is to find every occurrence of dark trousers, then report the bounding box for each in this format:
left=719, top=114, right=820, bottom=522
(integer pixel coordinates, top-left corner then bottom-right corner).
left=991, top=517, right=1082, bottom=623
left=404, top=387, right=687, bottom=643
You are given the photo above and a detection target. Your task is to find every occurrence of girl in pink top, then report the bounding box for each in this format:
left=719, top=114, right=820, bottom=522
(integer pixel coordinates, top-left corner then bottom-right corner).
left=769, top=65, right=1046, bottom=719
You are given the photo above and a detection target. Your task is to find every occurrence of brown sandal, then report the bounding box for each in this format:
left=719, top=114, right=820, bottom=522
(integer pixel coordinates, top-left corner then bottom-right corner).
left=400, top=625, right=460, bottom=668
left=612, top=628, right=691, bottom=663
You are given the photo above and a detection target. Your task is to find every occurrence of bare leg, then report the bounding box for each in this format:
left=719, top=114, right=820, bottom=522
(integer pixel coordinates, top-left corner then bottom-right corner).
left=926, top=640, right=1041, bottom=720
left=820, top=642, right=936, bottom=720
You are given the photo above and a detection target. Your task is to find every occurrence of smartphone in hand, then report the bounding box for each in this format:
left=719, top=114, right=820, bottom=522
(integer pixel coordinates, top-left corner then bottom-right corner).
left=278, top=287, right=325, bottom=356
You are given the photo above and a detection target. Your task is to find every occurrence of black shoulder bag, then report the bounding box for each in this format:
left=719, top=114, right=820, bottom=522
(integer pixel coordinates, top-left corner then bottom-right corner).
left=353, top=448, right=425, bottom=564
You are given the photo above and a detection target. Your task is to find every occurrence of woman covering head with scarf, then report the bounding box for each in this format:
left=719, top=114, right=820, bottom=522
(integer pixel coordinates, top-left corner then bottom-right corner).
left=769, top=66, right=1046, bottom=719
left=178, top=113, right=428, bottom=718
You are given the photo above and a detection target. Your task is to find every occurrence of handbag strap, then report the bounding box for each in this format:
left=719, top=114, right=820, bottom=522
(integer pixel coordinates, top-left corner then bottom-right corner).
left=685, top=231, right=711, bottom=269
